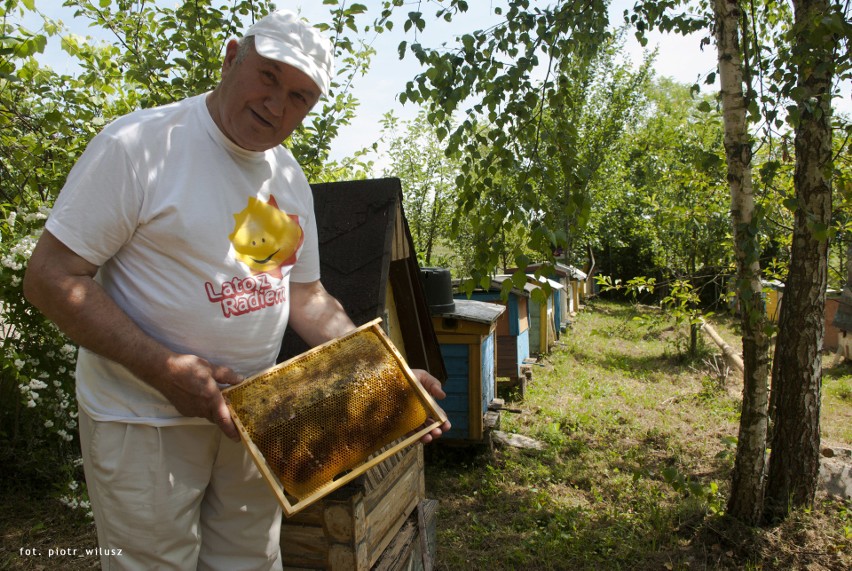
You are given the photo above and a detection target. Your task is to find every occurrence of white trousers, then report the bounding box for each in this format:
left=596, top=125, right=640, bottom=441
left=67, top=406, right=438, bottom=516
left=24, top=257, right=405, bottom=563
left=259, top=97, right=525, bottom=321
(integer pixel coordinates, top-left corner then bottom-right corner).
left=79, top=410, right=283, bottom=571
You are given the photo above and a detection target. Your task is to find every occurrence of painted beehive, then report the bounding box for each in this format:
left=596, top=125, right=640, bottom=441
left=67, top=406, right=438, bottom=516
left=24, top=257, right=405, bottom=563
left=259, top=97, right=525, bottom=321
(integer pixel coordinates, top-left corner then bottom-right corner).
left=527, top=275, right=563, bottom=356
left=461, top=275, right=533, bottom=382
left=431, top=299, right=505, bottom=441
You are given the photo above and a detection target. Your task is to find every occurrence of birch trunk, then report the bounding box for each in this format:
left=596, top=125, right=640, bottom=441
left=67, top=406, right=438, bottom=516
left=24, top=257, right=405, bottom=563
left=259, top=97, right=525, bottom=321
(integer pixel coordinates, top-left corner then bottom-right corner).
left=764, top=0, right=834, bottom=520
left=713, top=0, right=771, bottom=525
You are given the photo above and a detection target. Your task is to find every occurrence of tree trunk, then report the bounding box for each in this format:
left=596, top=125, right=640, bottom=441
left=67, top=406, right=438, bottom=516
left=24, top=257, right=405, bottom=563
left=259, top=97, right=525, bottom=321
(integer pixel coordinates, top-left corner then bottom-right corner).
left=764, top=0, right=834, bottom=521
left=713, top=0, right=772, bottom=526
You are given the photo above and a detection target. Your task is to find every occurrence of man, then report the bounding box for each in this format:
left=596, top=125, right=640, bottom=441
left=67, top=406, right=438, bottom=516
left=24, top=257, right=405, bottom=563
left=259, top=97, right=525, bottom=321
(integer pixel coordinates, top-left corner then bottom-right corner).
left=23, top=9, right=449, bottom=570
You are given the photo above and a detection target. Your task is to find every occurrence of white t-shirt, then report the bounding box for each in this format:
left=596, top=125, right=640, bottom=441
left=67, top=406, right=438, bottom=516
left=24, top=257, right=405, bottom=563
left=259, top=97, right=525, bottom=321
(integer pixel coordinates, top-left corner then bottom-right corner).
left=46, top=93, right=320, bottom=425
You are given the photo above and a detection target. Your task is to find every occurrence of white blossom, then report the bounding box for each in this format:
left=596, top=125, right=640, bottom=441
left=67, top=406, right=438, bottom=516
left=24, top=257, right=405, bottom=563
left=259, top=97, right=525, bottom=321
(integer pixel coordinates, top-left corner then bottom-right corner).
left=28, top=379, right=48, bottom=390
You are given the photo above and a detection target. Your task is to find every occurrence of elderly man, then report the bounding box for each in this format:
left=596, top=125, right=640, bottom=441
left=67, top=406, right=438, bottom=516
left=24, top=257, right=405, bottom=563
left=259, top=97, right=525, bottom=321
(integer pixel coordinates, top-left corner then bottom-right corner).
left=24, top=9, right=448, bottom=570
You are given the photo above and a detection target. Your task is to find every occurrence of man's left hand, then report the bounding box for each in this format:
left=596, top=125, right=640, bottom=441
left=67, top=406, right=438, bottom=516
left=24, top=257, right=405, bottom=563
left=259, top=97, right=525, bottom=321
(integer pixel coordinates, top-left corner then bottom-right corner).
left=411, top=368, right=451, bottom=443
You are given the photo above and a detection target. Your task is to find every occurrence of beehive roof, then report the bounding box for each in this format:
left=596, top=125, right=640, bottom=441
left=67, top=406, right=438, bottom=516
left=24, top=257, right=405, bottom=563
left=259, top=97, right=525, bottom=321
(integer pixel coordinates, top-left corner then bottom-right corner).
left=278, top=178, right=446, bottom=381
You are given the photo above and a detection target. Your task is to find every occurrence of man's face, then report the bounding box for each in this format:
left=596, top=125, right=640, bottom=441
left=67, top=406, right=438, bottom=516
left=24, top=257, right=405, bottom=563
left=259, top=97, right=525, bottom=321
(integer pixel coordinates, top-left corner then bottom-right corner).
left=208, top=40, right=321, bottom=152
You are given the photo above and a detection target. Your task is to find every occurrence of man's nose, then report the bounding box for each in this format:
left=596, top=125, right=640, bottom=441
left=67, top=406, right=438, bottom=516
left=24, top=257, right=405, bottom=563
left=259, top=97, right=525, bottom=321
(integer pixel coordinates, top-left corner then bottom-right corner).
left=264, top=90, right=288, bottom=118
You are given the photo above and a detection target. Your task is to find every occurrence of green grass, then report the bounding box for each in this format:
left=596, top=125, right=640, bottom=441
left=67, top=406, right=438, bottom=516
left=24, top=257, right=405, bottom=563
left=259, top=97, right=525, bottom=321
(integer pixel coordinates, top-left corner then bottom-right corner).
left=425, top=299, right=851, bottom=571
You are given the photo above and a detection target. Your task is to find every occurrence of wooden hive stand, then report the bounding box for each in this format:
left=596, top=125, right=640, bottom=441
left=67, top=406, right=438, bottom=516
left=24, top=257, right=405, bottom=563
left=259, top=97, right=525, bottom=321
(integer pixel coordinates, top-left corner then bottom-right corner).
left=281, top=442, right=436, bottom=570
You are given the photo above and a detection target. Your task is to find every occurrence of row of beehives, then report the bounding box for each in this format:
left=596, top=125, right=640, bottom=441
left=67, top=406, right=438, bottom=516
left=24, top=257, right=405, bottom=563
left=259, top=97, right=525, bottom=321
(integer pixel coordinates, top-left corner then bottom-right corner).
left=428, top=263, right=591, bottom=445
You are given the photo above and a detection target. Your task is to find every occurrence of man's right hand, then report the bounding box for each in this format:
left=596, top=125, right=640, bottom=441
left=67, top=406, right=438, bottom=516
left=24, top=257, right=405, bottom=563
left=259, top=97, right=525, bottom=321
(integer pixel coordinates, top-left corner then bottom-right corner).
left=153, top=354, right=244, bottom=442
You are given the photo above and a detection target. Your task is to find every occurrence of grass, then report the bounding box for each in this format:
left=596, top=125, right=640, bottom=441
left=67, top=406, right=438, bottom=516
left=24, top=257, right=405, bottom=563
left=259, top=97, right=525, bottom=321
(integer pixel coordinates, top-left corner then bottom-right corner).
left=0, top=299, right=850, bottom=570
left=425, top=299, right=852, bottom=570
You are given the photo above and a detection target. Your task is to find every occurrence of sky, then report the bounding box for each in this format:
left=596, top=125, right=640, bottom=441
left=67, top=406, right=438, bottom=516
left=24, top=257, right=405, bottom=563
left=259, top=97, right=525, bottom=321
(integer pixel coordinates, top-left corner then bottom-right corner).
left=22, top=0, right=850, bottom=165
left=295, top=0, right=722, bottom=163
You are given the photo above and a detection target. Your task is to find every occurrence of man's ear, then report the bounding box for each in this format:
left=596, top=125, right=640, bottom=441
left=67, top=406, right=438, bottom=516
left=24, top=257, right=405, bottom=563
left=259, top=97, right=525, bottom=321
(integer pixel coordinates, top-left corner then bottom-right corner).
left=221, top=39, right=241, bottom=74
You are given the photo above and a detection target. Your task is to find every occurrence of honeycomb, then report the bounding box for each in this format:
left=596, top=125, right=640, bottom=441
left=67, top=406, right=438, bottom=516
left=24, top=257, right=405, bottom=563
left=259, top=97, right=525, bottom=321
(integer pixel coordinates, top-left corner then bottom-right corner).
left=224, top=326, right=430, bottom=500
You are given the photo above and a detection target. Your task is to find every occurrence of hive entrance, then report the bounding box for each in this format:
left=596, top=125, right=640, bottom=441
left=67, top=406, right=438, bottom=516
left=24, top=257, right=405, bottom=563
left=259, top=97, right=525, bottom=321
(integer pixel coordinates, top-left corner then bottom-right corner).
left=223, top=319, right=446, bottom=515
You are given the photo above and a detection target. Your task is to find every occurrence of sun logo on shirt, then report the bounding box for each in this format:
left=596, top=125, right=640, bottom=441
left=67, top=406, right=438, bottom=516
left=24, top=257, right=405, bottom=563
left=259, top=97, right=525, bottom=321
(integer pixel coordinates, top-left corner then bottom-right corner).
left=229, top=195, right=303, bottom=279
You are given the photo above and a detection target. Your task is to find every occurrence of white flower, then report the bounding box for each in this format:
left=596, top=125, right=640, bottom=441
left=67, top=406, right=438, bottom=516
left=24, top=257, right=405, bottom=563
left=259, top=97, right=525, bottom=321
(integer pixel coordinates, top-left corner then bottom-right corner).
left=13, top=359, right=24, bottom=369
left=22, top=211, right=47, bottom=223
left=26, top=399, right=36, bottom=408
left=44, top=420, right=54, bottom=428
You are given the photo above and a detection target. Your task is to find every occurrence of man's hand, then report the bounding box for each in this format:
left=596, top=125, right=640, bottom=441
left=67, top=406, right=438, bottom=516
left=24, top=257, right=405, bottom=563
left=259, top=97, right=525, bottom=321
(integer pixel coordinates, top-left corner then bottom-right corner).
left=411, top=368, right=451, bottom=443
left=153, top=354, right=244, bottom=442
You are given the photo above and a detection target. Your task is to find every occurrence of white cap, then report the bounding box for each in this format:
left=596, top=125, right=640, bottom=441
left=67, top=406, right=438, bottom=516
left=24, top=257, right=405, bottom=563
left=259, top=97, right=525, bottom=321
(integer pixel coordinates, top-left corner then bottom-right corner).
left=245, top=10, right=334, bottom=96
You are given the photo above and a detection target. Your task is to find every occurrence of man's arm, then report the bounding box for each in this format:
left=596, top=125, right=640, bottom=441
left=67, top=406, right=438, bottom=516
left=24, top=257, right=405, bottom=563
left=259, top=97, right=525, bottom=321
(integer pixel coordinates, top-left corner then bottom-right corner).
left=287, top=280, right=358, bottom=345
left=288, top=280, right=451, bottom=441
left=23, top=230, right=242, bottom=440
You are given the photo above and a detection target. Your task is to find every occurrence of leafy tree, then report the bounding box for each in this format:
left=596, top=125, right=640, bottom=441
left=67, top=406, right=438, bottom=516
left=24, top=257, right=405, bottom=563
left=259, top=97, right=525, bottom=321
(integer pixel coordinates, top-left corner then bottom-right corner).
left=386, top=0, right=614, bottom=290
left=630, top=0, right=850, bottom=523
left=589, top=77, right=733, bottom=301
left=380, top=111, right=457, bottom=268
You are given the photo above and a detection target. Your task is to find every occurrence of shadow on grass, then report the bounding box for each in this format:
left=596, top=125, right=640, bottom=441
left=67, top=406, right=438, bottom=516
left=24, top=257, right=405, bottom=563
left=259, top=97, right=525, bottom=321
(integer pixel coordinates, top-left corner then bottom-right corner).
left=424, top=436, right=736, bottom=571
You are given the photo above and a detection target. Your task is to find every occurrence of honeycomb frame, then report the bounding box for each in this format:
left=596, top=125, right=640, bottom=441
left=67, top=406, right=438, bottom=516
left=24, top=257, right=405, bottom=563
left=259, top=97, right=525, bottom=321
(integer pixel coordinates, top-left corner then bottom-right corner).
left=222, top=318, right=447, bottom=516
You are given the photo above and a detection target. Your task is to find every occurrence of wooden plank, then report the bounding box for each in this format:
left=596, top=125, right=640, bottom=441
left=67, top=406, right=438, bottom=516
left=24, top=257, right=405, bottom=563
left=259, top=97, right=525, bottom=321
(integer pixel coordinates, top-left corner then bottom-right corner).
left=392, top=199, right=409, bottom=260
left=329, top=542, right=368, bottom=571
left=434, top=333, right=482, bottom=345
left=280, top=525, right=330, bottom=567
left=469, top=342, right=483, bottom=441
left=372, top=517, right=418, bottom=571
left=432, top=315, right=494, bottom=336
left=383, top=282, right=409, bottom=363
left=364, top=445, right=419, bottom=514
left=372, top=499, right=438, bottom=571
left=517, top=297, right=529, bottom=332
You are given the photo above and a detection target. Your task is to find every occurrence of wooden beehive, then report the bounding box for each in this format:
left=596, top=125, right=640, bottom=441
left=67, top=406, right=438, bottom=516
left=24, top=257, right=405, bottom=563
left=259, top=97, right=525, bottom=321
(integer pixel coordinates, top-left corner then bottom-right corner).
left=280, top=442, right=433, bottom=570
left=431, top=299, right=505, bottom=442
left=463, top=275, right=533, bottom=384
left=223, top=319, right=446, bottom=516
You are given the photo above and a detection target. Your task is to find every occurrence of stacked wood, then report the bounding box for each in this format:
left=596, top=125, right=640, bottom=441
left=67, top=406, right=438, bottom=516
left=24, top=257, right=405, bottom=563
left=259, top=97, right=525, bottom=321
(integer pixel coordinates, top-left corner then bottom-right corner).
left=373, top=500, right=438, bottom=571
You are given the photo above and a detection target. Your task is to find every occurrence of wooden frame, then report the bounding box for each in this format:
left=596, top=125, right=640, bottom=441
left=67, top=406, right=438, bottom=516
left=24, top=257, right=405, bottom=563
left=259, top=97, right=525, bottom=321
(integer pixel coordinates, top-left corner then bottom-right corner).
left=223, top=319, right=447, bottom=516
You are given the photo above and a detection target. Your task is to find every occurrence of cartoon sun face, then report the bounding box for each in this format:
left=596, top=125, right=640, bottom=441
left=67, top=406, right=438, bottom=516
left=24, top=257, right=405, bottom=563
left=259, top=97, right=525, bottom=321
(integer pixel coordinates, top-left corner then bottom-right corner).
left=229, top=195, right=303, bottom=278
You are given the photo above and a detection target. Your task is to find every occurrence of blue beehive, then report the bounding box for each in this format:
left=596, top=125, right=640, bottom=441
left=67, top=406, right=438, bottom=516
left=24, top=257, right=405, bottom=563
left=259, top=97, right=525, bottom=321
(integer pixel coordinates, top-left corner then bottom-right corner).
left=431, top=299, right=505, bottom=441
left=461, top=276, right=533, bottom=384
